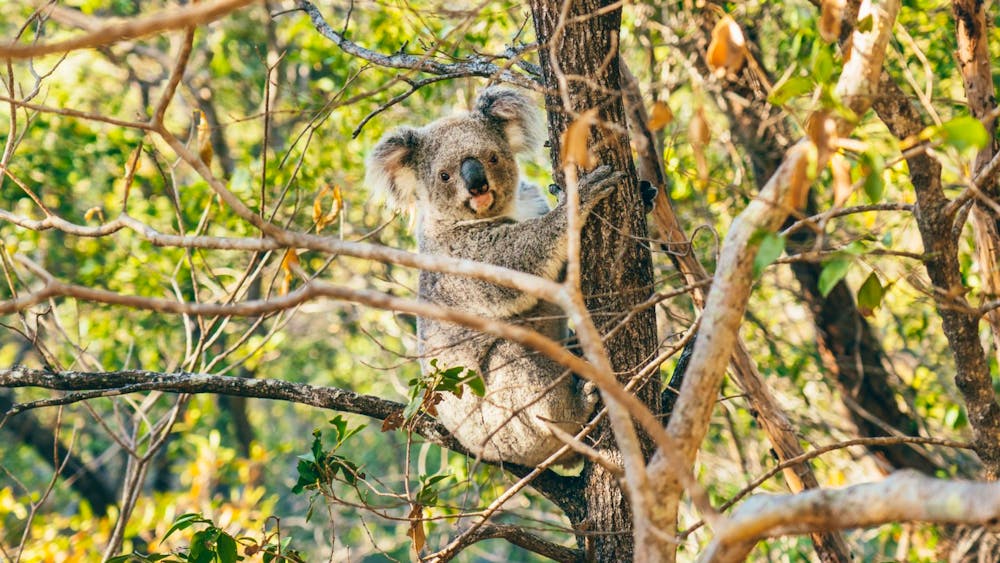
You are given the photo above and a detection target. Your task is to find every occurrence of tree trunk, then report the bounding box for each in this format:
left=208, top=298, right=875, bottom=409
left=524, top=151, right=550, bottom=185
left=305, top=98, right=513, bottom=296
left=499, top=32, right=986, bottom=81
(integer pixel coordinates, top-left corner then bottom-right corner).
left=529, top=1, right=659, bottom=560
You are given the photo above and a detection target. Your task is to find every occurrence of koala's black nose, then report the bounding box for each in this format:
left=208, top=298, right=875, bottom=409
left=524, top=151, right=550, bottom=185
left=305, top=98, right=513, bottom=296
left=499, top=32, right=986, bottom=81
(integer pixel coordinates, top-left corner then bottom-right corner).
left=460, top=157, right=489, bottom=195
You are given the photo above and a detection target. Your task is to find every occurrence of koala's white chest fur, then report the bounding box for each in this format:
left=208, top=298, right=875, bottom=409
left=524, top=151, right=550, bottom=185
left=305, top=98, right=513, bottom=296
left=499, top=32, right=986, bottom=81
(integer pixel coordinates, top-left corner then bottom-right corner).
left=366, top=87, right=607, bottom=466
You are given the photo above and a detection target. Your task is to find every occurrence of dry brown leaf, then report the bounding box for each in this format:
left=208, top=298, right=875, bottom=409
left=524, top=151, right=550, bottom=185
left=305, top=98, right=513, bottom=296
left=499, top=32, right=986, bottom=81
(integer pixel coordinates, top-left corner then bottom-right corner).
left=806, top=110, right=836, bottom=152
left=786, top=145, right=816, bottom=210
left=831, top=153, right=852, bottom=207
left=381, top=411, right=404, bottom=431
left=406, top=504, right=426, bottom=553
left=313, top=184, right=344, bottom=232
left=820, top=0, right=845, bottom=43
left=647, top=101, right=674, bottom=131
left=196, top=110, right=213, bottom=167
left=560, top=108, right=599, bottom=169
left=706, top=16, right=747, bottom=76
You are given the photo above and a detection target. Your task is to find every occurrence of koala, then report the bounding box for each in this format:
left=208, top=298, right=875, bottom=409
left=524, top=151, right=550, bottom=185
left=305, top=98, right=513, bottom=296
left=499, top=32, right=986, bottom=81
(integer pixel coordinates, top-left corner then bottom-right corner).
left=366, top=87, right=620, bottom=466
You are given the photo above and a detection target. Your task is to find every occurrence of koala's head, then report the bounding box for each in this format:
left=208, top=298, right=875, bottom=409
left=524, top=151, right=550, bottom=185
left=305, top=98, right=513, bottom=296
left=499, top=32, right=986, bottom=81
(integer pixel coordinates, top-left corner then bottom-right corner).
left=366, top=87, right=542, bottom=224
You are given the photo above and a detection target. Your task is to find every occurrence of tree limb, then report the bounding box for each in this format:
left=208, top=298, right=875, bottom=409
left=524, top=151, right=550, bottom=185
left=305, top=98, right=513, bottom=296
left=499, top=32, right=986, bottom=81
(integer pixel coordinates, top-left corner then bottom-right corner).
left=701, top=470, right=1000, bottom=563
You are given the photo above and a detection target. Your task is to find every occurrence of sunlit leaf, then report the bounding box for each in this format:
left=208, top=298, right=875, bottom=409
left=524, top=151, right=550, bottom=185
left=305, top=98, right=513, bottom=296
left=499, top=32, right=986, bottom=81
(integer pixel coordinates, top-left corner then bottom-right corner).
left=933, top=116, right=990, bottom=151
left=857, top=272, right=884, bottom=315
left=560, top=108, right=599, bottom=169
left=406, top=504, right=426, bottom=552
left=768, top=76, right=814, bottom=106
left=706, top=15, right=746, bottom=76
left=752, top=231, right=786, bottom=278
left=819, top=0, right=845, bottom=42
left=647, top=101, right=673, bottom=131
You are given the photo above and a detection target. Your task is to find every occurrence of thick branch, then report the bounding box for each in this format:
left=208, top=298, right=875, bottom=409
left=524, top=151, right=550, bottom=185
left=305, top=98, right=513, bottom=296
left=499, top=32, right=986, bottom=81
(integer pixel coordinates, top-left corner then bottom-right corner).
left=701, top=470, right=1000, bottom=563
left=0, top=366, right=459, bottom=450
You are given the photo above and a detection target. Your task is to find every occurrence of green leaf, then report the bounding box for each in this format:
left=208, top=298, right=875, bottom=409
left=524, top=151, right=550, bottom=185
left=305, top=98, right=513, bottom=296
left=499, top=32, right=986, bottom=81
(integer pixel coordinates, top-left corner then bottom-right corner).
left=811, top=42, right=835, bottom=84
left=162, top=513, right=208, bottom=543
left=463, top=371, right=485, bottom=397
left=844, top=240, right=868, bottom=256
left=936, top=116, right=989, bottom=151
left=188, top=529, right=216, bottom=563
left=860, top=152, right=885, bottom=203
left=768, top=76, right=814, bottom=106
left=329, top=415, right=365, bottom=445
left=857, top=272, right=884, bottom=312
left=863, top=171, right=884, bottom=203
left=753, top=232, right=786, bottom=278
left=215, top=531, right=239, bottom=563
left=818, top=257, right=851, bottom=297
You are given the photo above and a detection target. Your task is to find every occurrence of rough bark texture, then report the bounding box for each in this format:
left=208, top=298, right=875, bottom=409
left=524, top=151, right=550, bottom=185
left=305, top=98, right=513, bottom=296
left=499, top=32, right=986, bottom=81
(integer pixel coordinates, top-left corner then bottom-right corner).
left=953, top=0, right=1000, bottom=371
left=529, top=1, right=659, bottom=560
left=872, top=75, right=1000, bottom=480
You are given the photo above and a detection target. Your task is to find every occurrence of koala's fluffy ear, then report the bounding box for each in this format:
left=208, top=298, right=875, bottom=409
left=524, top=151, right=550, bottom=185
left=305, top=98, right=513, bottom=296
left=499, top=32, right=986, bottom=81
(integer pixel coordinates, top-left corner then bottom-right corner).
left=366, top=127, right=421, bottom=212
left=474, top=87, right=542, bottom=156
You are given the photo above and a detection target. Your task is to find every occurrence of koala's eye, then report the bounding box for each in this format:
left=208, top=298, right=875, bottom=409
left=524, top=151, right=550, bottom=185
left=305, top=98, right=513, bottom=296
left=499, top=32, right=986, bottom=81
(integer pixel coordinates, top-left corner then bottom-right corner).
left=439, top=171, right=451, bottom=182
left=488, top=154, right=499, bottom=164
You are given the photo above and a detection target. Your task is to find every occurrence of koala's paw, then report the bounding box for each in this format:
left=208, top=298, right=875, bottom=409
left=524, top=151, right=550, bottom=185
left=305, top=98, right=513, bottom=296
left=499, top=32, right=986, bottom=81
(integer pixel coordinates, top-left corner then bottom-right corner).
left=578, top=377, right=600, bottom=411
left=578, top=166, right=624, bottom=214
left=639, top=179, right=658, bottom=212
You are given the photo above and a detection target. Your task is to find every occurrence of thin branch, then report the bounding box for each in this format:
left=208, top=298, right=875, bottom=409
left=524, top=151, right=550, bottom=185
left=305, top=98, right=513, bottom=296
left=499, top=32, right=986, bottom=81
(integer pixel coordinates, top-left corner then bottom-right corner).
left=0, top=0, right=256, bottom=60
left=295, top=0, right=539, bottom=90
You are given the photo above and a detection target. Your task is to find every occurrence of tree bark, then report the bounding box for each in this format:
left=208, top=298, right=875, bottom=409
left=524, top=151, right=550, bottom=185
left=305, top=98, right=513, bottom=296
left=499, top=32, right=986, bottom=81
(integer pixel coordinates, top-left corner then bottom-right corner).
left=872, top=74, right=1000, bottom=479
left=529, top=1, right=658, bottom=560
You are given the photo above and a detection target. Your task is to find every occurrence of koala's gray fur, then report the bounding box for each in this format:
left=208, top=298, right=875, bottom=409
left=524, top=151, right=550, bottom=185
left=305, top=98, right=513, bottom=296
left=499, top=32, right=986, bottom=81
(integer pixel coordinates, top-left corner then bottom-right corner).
left=366, top=87, right=619, bottom=466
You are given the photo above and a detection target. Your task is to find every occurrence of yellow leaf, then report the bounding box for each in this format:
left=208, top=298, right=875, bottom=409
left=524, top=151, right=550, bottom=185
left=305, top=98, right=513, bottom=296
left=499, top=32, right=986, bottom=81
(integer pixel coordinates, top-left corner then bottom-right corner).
left=706, top=16, right=747, bottom=76
left=313, top=185, right=344, bottom=233
left=560, top=108, right=599, bottom=169
left=313, top=185, right=329, bottom=227
left=406, top=504, right=426, bottom=552
left=83, top=206, right=104, bottom=222
left=820, top=0, right=845, bottom=43
left=831, top=153, right=852, bottom=207
left=647, top=101, right=673, bottom=131
left=197, top=110, right=213, bottom=167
